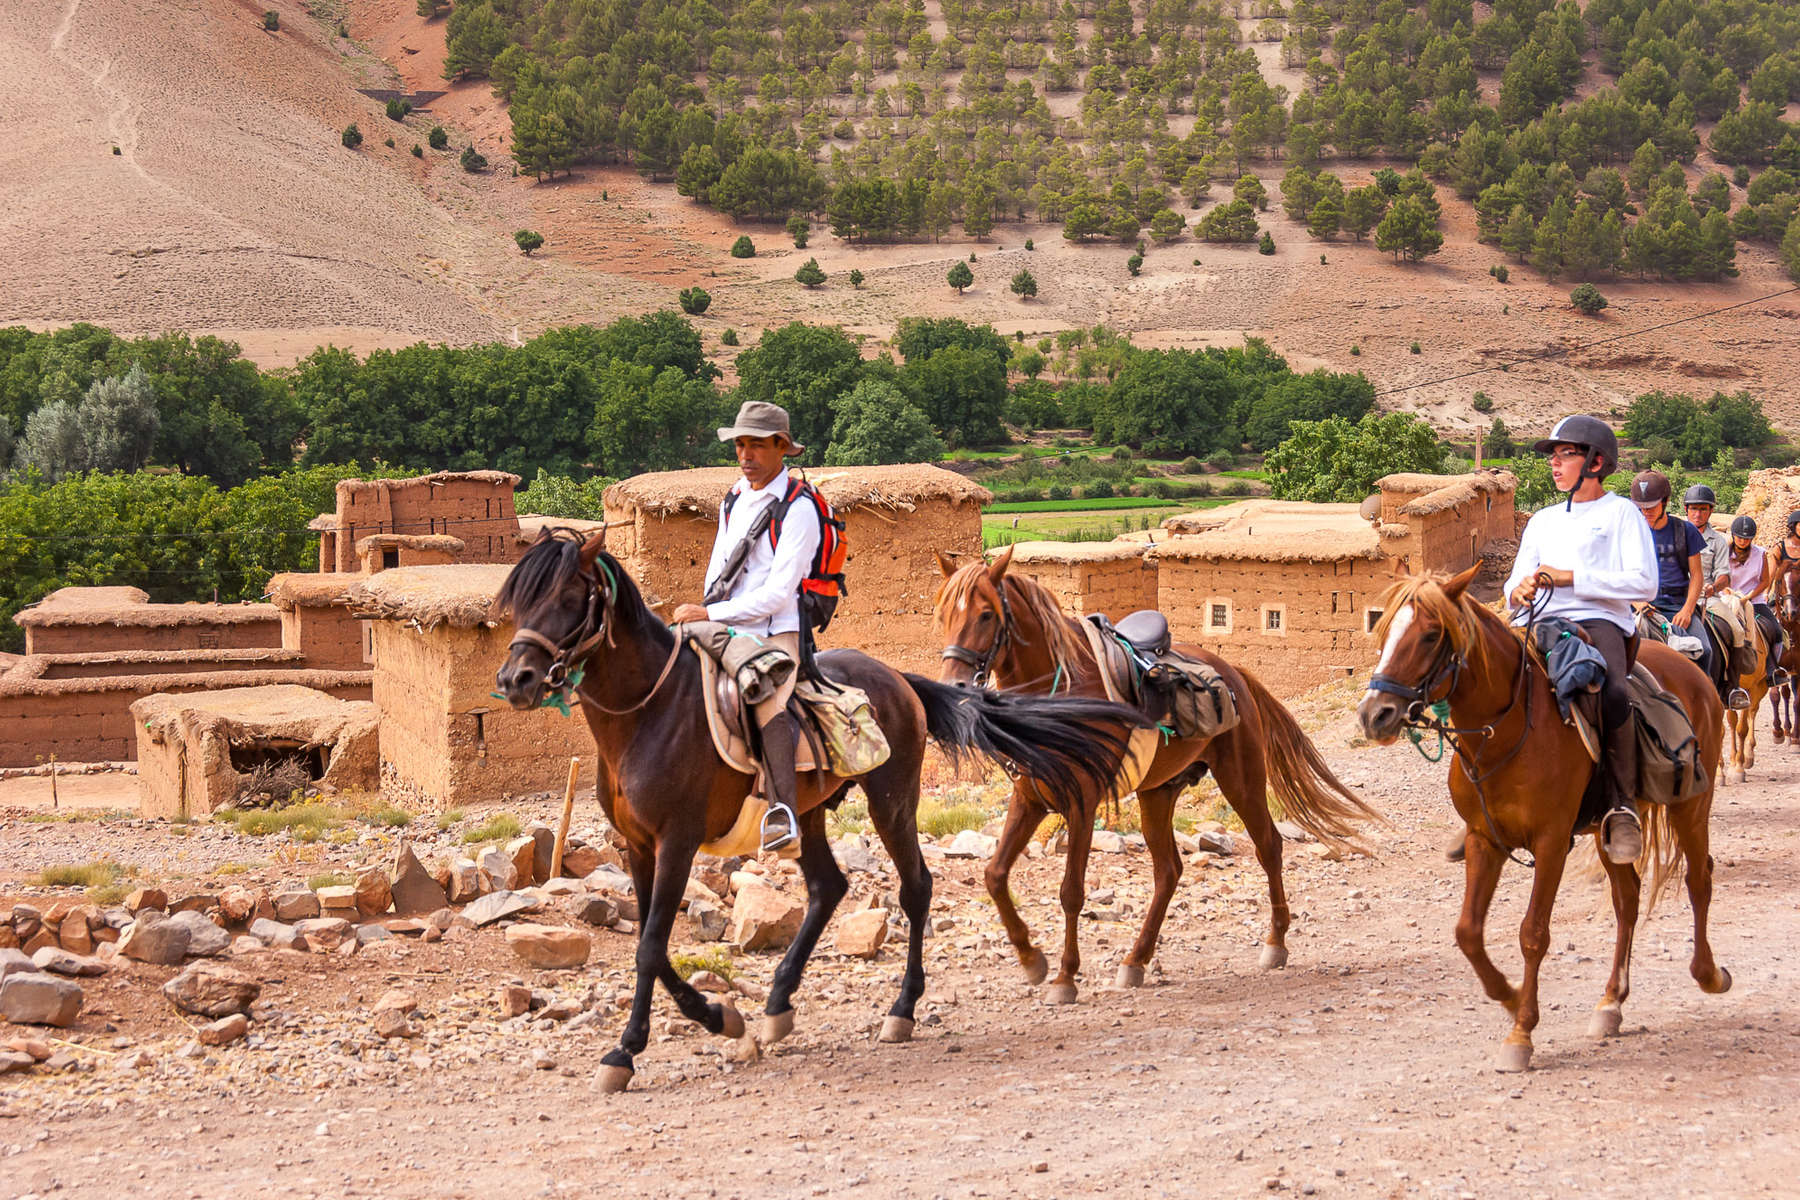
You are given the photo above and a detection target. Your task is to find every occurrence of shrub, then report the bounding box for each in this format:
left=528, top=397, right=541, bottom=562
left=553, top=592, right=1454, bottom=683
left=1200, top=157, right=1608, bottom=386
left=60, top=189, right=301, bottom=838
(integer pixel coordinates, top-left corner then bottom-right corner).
left=1010, top=268, right=1038, bottom=299
left=678, top=287, right=711, bottom=315
left=1490, top=264, right=1509, bottom=283
left=1024, top=238, right=1035, bottom=251
left=428, top=125, right=448, bottom=150
left=721, top=328, right=739, bottom=346
left=795, top=257, right=826, bottom=287
left=969, top=251, right=978, bottom=262
left=1086, top=481, right=1115, bottom=499
left=383, top=137, right=394, bottom=148
left=513, top=229, right=544, bottom=256
left=786, top=216, right=810, bottom=248
left=1179, top=456, right=1203, bottom=473
left=729, top=235, right=755, bottom=258
left=1472, top=391, right=1494, bottom=413
left=459, top=145, right=487, bottom=172
left=1048, top=484, right=1072, bottom=501
left=1258, top=231, right=1276, bottom=255
left=1320, top=254, right=1327, bottom=263
left=341, top=123, right=363, bottom=149
left=1571, top=283, right=1609, bottom=315
left=385, top=98, right=411, bottom=121
left=1111, top=445, right=1132, bottom=461
left=1349, top=345, right=1360, bottom=356
left=410, top=143, right=423, bottom=158
left=112, top=146, right=120, bottom=155
left=1126, top=252, right=1143, bottom=276
left=460, top=812, right=522, bottom=845
left=262, top=11, right=279, bottom=30
left=848, top=268, right=864, bottom=288
left=1410, top=341, right=1421, bottom=354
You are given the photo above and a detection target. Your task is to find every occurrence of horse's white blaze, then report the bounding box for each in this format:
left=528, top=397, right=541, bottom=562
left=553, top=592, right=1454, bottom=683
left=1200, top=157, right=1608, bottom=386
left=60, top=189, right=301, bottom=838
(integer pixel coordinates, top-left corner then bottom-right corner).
left=1362, top=603, right=1415, bottom=705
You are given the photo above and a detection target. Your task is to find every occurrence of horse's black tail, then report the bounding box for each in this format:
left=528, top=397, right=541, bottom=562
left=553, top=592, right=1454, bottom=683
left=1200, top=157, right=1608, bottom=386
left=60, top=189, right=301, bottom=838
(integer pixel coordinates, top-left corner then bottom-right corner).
left=902, top=675, right=1143, bottom=813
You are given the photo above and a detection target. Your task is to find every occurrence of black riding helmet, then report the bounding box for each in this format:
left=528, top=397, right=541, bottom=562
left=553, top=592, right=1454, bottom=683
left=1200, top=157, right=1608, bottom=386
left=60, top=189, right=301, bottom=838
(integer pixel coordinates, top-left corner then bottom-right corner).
left=1682, top=483, right=1717, bottom=507
left=1531, top=415, right=1619, bottom=510
left=1731, top=514, right=1757, bottom=539
left=1788, top=510, right=1800, bottom=535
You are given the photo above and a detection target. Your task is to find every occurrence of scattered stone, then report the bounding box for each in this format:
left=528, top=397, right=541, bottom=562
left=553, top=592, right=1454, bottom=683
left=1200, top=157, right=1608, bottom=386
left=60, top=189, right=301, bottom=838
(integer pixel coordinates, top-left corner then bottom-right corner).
left=446, top=858, right=482, bottom=903
left=562, top=894, right=615, bottom=927
left=22, top=930, right=56, bottom=956
left=219, top=887, right=259, bottom=924
left=540, top=997, right=582, bottom=1021
left=687, top=970, right=730, bottom=993
left=833, top=908, right=889, bottom=959
left=381, top=918, right=430, bottom=936
left=373, top=988, right=418, bottom=1014
left=1275, top=820, right=1314, bottom=842
left=530, top=825, right=555, bottom=883
left=114, top=1049, right=154, bottom=1071
left=836, top=837, right=884, bottom=875
left=248, top=918, right=299, bottom=950
left=0, top=1050, right=33, bottom=1074
left=584, top=864, right=634, bottom=895
left=1091, top=831, right=1128, bottom=854
left=372, top=1008, right=415, bottom=1039
left=168, top=893, right=218, bottom=914
left=2, top=947, right=42, bottom=981
left=500, top=985, right=532, bottom=1018
left=229, top=935, right=265, bottom=955
left=272, top=890, right=320, bottom=921
left=462, top=890, right=539, bottom=928
left=505, top=924, right=591, bottom=969
left=168, top=909, right=231, bottom=957
left=316, top=885, right=358, bottom=913
left=354, top=924, right=393, bottom=946
left=506, top=837, right=539, bottom=889
left=686, top=898, right=728, bottom=942
left=164, top=961, right=261, bottom=1017
left=30, top=946, right=106, bottom=977
left=477, top=847, right=518, bottom=893
left=58, top=906, right=97, bottom=955
left=124, top=888, right=168, bottom=915
left=354, top=867, right=393, bottom=918
left=293, top=917, right=354, bottom=952
left=532, top=1050, right=556, bottom=1071
left=197, top=1013, right=249, bottom=1047
left=541, top=877, right=584, bottom=897
left=390, top=843, right=450, bottom=915
left=1173, top=831, right=1200, bottom=854
left=0, top=973, right=84, bottom=1027
left=427, top=908, right=457, bottom=932
left=560, top=844, right=602, bottom=878
left=1194, top=831, right=1236, bottom=855
left=118, top=914, right=191, bottom=965
left=728, top=884, right=805, bottom=952
left=4, top=1037, right=51, bottom=1061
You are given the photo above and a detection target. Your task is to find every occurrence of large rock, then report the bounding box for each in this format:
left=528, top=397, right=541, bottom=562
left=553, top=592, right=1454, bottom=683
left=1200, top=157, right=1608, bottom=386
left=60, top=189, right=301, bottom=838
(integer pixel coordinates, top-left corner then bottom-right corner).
left=446, top=858, right=482, bottom=903
left=272, top=890, right=320, bottom=921
left=461, top=890, right=539, bottom=928
left=389, top=844, right=449, bottom=916
left=504, top=924, right=591, bottom=969
left=316, top=885, right=358, bottom=913
left=477, top=847, right=518, bottom=893
left=168, top=910, right=231, bottom=957
left=197, top=1013, right=250, bottom=1047
left=584, top=864, right=634, bottom=896
left=293, top=917, right=354, bottom=952
left=835, top=837, right=884, bottom=876
left=124, top=888, right=168, bottom=915
left=833, top=908, right=889, bottom=959
left=0, top=974, right=83, bottom=1027
left=1194, top=830, right=1236, bottom=856
left=506, top=837, right=539, bottom=889
left=1090, top=830, right=1128, bottom=854
left=686, top=898, right=727, bottom=942
left=560, top=895, right=615, bottom=928
left=728, top=884, right=805, bottom=952
left=529, top=825, right=555, bottom=884
left=559, top=843, right=602, bottom=878
left=118, top=914, right=191, bottom=965
left=943, top=829, right=998, bottom=859
left=1, top=948, right=38, bottom=982
left=354, top=867, right=392, bottom=918
left=58, top=905, right=97, bottom=955
left=30, top=947, right=106, bottom=977
left=247, top=918, right=299, bottom=950
left=163, top=962, right=261, bottom=1017
left=218, top=888, right=260, bottom=924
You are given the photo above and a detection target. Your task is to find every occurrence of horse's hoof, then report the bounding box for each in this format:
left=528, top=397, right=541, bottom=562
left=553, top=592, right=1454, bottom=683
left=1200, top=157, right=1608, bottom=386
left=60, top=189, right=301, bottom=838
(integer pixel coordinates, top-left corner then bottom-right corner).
left=1043, top=983, right=1079, bottom=1006
left=1493, top=1039, right=1533, bottom=1073
left=1587, top=1005, right=1623, bottom=1039
left=1703, top=966, right=1733, bottom=994
left=761, top=1009, right=795, bottom=1046
left=596, top=1064, right=634, bottom=1094
left=1259, top=944, right=1289, bottom=970
left=717, top=1001, right=745, bottom=1041
left=1114, top=963, right=1145, bottom=989
left=878, top=1016, right=915, bottom=1043
left=1732, top=770, right=1747, bottom=784
left=1020, top=947, right=1049, bottom=986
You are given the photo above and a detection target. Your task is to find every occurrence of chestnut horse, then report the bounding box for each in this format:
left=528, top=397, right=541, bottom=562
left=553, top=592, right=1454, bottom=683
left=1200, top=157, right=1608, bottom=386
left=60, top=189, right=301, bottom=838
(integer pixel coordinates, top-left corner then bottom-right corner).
left=1713, top=589, right=1781, bottom=783
left=934, top=548, right=1380, bottom=1004
left=494, top=531, right=1139, bottom=1091
left=1772, top=571, right=1800, bottom=746
left=1357, top=564, right=1731, bottom=1072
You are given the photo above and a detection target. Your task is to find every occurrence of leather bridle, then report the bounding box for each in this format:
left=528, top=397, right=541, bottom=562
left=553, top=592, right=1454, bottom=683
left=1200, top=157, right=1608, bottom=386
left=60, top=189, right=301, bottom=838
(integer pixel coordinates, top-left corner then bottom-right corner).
left=506, top=556, right=682, bottom=716
left=940, top=581, right=1015, bottom=687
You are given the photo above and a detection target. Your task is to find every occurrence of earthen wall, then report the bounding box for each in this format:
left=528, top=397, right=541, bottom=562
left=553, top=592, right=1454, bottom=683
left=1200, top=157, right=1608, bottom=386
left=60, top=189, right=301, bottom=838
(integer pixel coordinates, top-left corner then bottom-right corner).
left=330, top=477, right=519, bottom=573
left=23, top=612, right=281, bottom=656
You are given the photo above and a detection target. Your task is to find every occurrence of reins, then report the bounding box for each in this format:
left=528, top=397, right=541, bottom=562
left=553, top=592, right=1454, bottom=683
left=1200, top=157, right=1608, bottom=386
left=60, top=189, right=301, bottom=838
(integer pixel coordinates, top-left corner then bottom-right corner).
left=508, top=554, right=684, bottom=717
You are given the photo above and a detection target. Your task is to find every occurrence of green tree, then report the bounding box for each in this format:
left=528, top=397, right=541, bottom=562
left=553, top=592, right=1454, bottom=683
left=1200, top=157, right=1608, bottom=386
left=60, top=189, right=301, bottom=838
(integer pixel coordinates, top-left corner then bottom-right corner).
left=823, top=379, right=946, bottom=465
left=899, top=346, right=1007, bottom=447
left=459, top=145, right=487, bottom=172
left=848, top=269, right=865, bottom=289
left=1307, top=196, right=1342, bottom=240
left=514, top=229, right=545, bottom=256
left=1782, top=213, right=1800, bottom=282
left=586, top=361, right=728, bottom=477
left=1569, top=283, right=1608, bottom=315
left=1243, top=369, right=1376, bottom=451
left=516, top=469, right=613, bottom=521
left=1197, top=199, right=1258, bottom=242
left=729, top=235, right=756, bottom=259
left=895, top=318, right=1011, bottom=369
left=1342, top=186, right=1385, bottom=241
left=1374, top=195, right=1444, bottom=262
left=427, top=125, right=448, bottom=151
left=677, top=287, right=711, bottom=315
left=733, top=322, right=865, bottom=457
left=795, top=258, right=826, bottom=287
left=1233, top=175, right=1268, bottom=210
left=1010, top=268, right=1038, bottom=299
left=1267, top=412, right=1448, bottom=502
left=1148, top=208, right=1187, bottom=243
left=676, top=144, right=724, bottom=199
left=1486, top=416, right=1515, bottom=458
left=341, top=123, right=363, bottom=149
left=1499, top=204, right=1535, bottom=261
left=947, top=260, right=974, bottom=293
left=510, top=109, right=574, bottom=181
left=787, top=216, right=811, bottom=248
left=1092, top=348, right=1237, bottom=456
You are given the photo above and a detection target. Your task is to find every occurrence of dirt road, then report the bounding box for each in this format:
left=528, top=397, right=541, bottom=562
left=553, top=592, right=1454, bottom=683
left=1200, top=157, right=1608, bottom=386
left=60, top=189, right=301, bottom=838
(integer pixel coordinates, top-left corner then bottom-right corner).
left=4, top=693, right=1796, bottom=1199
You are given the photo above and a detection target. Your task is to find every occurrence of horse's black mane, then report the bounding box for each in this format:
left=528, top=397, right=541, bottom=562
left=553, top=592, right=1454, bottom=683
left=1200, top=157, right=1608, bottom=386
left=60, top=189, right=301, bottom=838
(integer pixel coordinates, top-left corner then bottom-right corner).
left=496, top=531, right=655, bottom=632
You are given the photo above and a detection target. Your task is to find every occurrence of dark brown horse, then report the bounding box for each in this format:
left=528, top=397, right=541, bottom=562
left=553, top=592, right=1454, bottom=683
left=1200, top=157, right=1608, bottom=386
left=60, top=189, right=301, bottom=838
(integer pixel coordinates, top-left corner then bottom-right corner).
left=1770, top=571, right=1800, bottom=746
left=1357, top=564, right=1730, bottom=1072
left=933, top=548, right=1380, bottom=1004
left=494, top=531, right=1139, bottom=1091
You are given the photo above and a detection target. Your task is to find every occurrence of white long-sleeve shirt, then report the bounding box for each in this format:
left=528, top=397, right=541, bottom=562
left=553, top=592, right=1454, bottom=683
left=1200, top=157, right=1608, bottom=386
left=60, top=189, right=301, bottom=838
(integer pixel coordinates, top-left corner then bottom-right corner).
left=701, top=467, right=822, bottom=636
left=1504, top=491, right=1657, bottom=632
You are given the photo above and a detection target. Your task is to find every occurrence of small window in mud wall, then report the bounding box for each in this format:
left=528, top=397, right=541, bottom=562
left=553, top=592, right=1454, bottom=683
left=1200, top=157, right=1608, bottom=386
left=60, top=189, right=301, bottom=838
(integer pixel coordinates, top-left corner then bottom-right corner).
left=1260, top=603, right=1286, bottom=635
left=382, top=547, right=400, bottom=570
left=1365, top=607, right=1384, bottom=635
left=361, top=620, right=375, bottom=665
left=1206, top=598, right=1232, bottom=633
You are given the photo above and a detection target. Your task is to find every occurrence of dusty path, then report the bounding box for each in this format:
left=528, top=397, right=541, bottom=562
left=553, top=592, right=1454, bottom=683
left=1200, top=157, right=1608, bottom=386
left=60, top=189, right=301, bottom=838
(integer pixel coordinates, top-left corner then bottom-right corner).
left=4, top=693, right=1796, bottom=1199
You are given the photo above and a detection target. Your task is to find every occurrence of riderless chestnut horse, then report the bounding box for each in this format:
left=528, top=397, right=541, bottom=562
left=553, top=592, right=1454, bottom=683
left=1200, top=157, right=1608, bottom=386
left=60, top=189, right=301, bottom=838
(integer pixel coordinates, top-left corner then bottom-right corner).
left=1769, top=570, right=1800, bottom=747
left=1357, top=563, right=1730, bottom=1072
left=495, top=530, right=1138, bottom=1091
left=934, top=548, right=1380, bottom=1004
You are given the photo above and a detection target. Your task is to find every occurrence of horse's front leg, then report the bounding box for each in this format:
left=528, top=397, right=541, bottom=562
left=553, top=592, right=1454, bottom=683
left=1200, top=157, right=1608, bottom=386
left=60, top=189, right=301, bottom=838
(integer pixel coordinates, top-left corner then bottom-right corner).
left=599, top=839, right=663, bottom=1092
left=1454, top=833, right=1516, bottom=1017
left=760, top=806, right=847, bottom=1047
left=986, top=780, right=1052, bottom=985
left=1496, top=834, right=1569, bottom=1073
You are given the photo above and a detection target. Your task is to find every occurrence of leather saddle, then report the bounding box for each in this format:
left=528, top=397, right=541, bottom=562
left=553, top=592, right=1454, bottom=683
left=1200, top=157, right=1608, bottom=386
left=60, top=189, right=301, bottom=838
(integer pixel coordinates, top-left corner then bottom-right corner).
left=1084, top=611, right=1174, bottom=703
left=693, top=642, right=822, bottom=777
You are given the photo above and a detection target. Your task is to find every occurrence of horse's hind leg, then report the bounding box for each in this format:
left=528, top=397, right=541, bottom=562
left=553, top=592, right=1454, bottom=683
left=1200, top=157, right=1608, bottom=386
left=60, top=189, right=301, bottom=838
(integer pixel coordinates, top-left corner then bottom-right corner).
left=985, top=780, right=1052, bottom=986
left=865, top=764, right=935, bottom=1043
left=1218, top=737, right=1289, bottom=969
left=1046, top=817, right=1094, bottom=1005
left=1117, top=781, right=1182, bottom=987
left=1589, top=852, right=1641, bottom=1039
left=761, top=805, right=849, bottom=1046
left=1674, top=797, right=1732, bottom=995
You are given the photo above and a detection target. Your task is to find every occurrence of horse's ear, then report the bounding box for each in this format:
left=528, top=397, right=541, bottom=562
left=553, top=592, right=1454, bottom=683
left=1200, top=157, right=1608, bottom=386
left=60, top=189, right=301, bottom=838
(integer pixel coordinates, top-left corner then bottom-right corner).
left=934, top=550, right=960, bottom=579
left=1443, top=559, right=1483, bottom=600
left=987, top=544, right=1015, bottom=582
left=578, top=527, right=607, bottom=567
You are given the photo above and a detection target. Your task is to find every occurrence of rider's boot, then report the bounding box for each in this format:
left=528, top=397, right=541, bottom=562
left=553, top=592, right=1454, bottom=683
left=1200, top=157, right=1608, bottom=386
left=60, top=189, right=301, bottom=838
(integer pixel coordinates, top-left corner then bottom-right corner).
left=757, top=712, right=800, bottom=853
left=1599, top=713, right=1642, bottom=865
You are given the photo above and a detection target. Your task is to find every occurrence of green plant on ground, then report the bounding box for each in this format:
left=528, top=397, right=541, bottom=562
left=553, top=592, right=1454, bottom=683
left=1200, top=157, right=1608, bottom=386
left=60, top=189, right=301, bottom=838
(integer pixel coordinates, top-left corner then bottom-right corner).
left=729, top=235, right=755, bottom=258
left=678, top=286, right=711, bottom=315
left=795, top=257, right=826, bottom=287
left=917, top=801, right=990, bottom=838
left=262, top=11, right=279, bottom=31
left=671, top=948, right=736, bottom=981
left=341, top=123, right=362, bottom=149
left=434, top=808, right=466, bottom=832
left=721, top=328, right=739, bottom=346
left=361, top=805, right=413, bottom=828
left=31, top=860, right=128, bottom=891
left=460, top=812, right=522, bottom=844
left=827, top=797, right=871, bottom=837
left=411, top=144, right=423, bottom=158
left=848, top=269, right=864, bottom=288
left=459, top=145, right=487, bottom=172
left=428, top=125, right=448, bottom=150
left=308, top=871, right=354, bottom=891
left=514, top=229, right=545, bottom=256
left=222, top=802, right=349, bottom=840
left=386, top=98, right=412, bottom=121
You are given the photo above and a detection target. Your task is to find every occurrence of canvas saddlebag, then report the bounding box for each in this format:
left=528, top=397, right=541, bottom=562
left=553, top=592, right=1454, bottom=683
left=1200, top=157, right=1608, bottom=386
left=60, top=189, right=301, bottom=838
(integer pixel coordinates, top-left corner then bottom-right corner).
left=795, top=680, right=891, bottom=777
left=1142, top=659, right=1239, bottom=741
left=1626, top=666, right=1708, bottom=807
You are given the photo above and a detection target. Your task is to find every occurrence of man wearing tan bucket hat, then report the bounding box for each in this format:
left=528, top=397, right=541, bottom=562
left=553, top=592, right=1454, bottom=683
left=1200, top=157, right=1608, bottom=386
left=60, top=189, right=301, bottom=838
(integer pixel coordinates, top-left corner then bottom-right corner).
left=672, top=401, right=820, bottom=851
